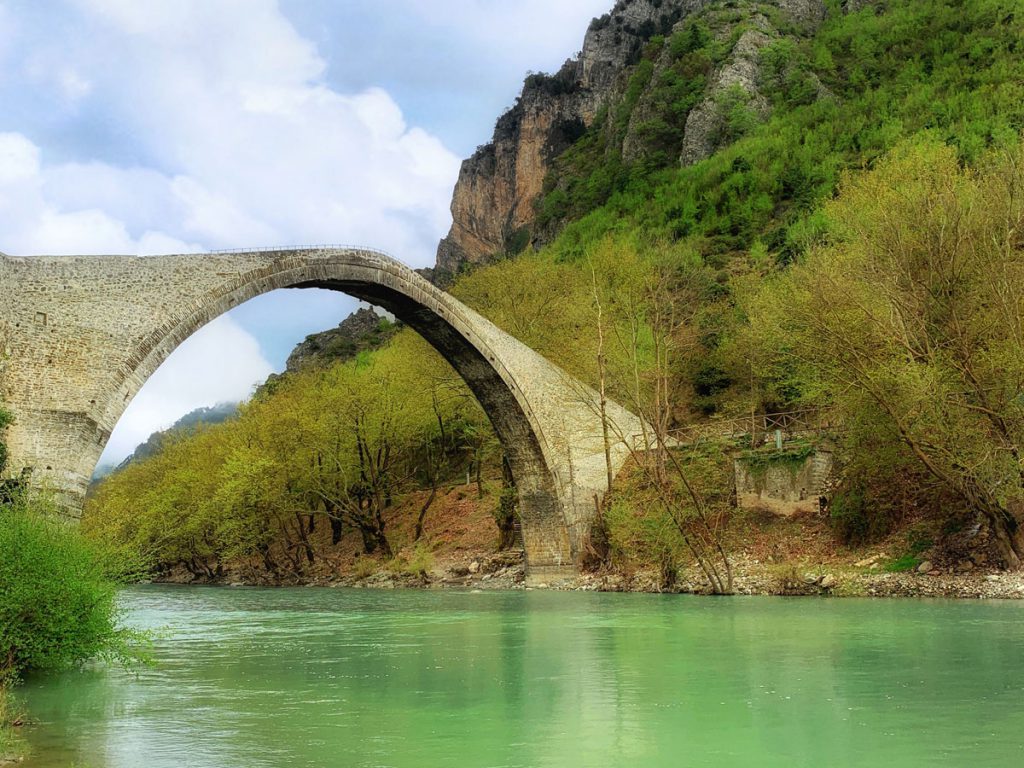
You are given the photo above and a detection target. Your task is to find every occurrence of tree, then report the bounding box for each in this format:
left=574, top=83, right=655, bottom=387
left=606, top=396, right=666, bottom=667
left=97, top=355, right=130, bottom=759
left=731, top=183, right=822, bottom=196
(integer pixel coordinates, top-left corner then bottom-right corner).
left=745, top=137, right=1024, bottom=567
left=584, top=236, right=734, bottom=593
left=1, top=493, right=146, bottom=683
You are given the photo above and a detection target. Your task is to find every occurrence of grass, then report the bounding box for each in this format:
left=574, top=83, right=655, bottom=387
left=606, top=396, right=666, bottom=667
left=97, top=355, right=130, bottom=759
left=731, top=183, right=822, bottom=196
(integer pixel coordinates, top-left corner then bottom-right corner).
left=884, top=554, right=922, bottom=573
left=387, top=544, right=436, bottom=578
left=0, top=686, right=27, bottom=762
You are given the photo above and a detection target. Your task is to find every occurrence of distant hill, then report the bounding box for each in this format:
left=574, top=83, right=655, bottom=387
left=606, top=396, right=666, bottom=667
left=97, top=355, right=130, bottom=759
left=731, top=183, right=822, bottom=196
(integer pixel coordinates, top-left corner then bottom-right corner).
left=93, top=403, right=239, bottom=480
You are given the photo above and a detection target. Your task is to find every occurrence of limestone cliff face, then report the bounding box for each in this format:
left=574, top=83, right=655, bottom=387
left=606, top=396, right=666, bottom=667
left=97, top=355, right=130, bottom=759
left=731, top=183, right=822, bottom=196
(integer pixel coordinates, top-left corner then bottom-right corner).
left=434, top=81, right=596, bottom=281
left=434, top=0, right=707, bottom=283
left=433, top=0, right=832, bottom=281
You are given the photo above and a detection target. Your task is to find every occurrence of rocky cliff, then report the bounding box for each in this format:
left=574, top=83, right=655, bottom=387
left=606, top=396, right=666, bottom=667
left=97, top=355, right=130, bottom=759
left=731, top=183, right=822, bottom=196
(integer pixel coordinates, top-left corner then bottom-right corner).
left=431, top=0, right=833, bottom=282
left=284, top=307, right=397, bottom=372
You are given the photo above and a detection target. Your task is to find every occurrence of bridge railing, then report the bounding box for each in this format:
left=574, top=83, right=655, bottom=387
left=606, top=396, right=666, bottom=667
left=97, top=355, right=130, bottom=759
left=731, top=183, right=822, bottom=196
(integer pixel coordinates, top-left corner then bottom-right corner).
left=205, top=244, right=400, bottom=260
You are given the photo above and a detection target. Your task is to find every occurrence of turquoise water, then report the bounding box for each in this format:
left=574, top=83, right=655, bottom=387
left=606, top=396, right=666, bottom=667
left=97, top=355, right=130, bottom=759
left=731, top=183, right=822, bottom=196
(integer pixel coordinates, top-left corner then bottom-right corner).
left=16, top=586, right=1024, bottom=767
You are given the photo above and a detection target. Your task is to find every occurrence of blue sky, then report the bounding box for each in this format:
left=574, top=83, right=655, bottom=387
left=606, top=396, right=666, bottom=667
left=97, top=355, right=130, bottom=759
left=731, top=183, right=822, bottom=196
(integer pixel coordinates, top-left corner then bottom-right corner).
left=0, top=0, right=609, bottom=464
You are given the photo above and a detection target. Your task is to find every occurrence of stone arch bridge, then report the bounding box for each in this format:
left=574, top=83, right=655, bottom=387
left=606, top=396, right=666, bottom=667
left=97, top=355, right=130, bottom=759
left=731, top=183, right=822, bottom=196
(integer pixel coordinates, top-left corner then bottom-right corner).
left=0, top=248, right=642, bottom=582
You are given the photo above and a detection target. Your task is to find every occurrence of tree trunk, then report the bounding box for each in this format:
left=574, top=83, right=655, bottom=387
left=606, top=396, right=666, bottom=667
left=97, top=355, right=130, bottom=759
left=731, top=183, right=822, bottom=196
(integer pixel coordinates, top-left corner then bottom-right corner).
left=358, top=524, right=378, bottom=555
left=376, top=531, right=393, bottom=558
left=414, top=485, right=437, bottom=541
left=259, top=544, right=279, bottom=575
left=294, top=511, right=316, bottom=564
left=329, top=514, right=343, bottom=546
left=978, top=497, right=1024, bottom=569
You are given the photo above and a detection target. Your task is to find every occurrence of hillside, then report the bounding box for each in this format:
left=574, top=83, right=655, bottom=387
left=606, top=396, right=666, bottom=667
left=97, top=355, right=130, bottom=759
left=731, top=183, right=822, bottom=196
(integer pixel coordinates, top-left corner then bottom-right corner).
left=92, top=403, right=239, bottom=480
left=84, top=0, right=1024, bottom=594
left=283, top=307, right=397, bottom=373
left=436, top=0, right=1022, bottom=266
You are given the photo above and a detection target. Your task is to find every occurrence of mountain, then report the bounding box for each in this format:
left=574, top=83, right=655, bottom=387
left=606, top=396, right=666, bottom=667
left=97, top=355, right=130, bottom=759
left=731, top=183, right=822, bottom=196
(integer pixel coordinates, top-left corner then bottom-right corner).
left=93, top=403, right=239, bottom=480
left=431, top=0, right=837, bottom=283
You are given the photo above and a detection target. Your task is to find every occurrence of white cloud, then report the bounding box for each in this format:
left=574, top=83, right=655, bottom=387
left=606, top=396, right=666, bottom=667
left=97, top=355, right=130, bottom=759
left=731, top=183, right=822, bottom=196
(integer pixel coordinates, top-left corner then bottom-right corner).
left=0, top=132, right=39, bottom=183
left=0, top=3, right=460, bottom=261
left=0, top=1, right=464, bottom=462
left=98, top=315, right=273, bottom=464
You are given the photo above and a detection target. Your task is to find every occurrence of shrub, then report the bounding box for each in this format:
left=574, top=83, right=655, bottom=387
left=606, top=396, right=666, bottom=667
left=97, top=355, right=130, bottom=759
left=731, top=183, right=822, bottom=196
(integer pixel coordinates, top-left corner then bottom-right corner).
left=0, top=495, right=146, bottom=683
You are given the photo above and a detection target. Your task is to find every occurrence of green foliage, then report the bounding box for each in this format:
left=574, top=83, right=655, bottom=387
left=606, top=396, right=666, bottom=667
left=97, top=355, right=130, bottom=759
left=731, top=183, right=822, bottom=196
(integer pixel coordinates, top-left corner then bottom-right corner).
left=712, top=84, right=760, bottom=146
left=829, top=480, right=896, bottom=546
left=883, top=554, right=922, bottom=573
left=0, top=495, right=147, bottom=683
left=389, top=544, right=435, bottom=578
left=604, top=496, right=685, bottom=585
left=739, top=440, right=816, bottom=478
left=539, top=0, right=1024, bottom=277
left=745, top=135, right=1024, bottom=563
left=86, top=329, right=498, bottom=576
left=605, top=443, right=734, bottom=591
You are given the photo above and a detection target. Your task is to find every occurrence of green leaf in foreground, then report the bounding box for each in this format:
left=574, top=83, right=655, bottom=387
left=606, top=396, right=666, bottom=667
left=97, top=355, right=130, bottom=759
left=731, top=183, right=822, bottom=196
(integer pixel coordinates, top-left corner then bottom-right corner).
left=0, top=494, right=151, bottom=684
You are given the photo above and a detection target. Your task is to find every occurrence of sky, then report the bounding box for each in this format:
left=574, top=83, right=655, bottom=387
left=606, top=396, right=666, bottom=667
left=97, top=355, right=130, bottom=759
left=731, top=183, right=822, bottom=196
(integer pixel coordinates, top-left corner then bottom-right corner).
left=0, top=0, right=609, bottom=466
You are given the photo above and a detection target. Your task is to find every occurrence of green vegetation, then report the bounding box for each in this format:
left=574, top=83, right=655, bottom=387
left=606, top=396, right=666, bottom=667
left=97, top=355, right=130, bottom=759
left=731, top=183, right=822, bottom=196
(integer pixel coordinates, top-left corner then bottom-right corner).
left=86, top=0, right=1024, bottom=585
left=541, top=0, right=1024, bottom=269
left=1, top=381, right=143, bottom=762
left=746, top=138, right=1024, bottom=566
left=0, top=494, right=146, bottom=685
left=738, top=441, right=816, bottom=477
left=85, top=332, right=502, bottom=579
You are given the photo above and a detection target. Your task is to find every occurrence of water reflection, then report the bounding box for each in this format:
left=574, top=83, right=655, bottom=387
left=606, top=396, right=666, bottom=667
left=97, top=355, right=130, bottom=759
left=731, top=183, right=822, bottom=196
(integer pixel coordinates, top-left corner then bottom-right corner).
left=17, top=587, right=1024, bottom=767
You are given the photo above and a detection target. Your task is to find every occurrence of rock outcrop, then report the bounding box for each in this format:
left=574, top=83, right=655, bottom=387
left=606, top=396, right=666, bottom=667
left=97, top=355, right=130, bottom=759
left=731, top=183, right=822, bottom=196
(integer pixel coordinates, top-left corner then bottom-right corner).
left=678, top=27, right=774, bottom=166
left=285, top=307, right=397, bottom=372
left=432, top=0, right=834, bottom=281
left=434, top=0, right=708, bottom=283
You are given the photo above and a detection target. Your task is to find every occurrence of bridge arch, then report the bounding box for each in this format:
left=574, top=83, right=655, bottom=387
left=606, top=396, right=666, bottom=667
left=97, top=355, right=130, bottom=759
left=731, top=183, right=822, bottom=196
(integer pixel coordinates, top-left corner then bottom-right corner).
left=0, top=248, right=641, bottom=581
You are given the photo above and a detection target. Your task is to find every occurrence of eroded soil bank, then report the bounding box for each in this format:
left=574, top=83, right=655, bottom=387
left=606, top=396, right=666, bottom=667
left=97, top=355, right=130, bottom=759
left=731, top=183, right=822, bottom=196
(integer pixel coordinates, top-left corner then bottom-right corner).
left=153, top=483, right=1024, bottom=600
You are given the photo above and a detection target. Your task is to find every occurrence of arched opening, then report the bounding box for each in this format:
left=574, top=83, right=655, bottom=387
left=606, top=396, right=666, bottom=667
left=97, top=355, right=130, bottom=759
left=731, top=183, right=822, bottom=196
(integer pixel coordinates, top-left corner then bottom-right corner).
left=2, top=249, right=606, bottom=577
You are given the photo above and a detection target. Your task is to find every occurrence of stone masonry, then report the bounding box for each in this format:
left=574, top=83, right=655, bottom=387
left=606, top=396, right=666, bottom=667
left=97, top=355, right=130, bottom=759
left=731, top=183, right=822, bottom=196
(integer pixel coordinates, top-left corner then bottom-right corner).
left=0, top=248, right=643, bottom=583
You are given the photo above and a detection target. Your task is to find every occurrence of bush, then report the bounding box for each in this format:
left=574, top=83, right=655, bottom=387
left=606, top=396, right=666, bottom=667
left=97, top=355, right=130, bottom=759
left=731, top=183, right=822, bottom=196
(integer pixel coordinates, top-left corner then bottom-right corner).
left=0, top=495, right=146, bottom=683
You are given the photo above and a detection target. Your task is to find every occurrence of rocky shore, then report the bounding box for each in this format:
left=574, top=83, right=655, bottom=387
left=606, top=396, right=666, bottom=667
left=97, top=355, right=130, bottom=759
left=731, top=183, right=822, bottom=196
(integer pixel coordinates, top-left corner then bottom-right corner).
left=195, top=548, right=1024, bottom=600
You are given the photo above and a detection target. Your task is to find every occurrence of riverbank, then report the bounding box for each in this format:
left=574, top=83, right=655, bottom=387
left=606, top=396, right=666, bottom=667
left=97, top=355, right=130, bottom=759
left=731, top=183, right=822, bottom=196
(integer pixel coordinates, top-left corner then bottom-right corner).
left=158, top=539, right=1024, bottom=600
left=149, top=481, right=1024, bottom=599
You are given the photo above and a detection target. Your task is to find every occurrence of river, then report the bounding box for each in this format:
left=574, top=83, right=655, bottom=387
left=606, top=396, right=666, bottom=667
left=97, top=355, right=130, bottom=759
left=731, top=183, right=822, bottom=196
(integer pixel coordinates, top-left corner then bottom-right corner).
left=14, top=585, right=1024, bottom=767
